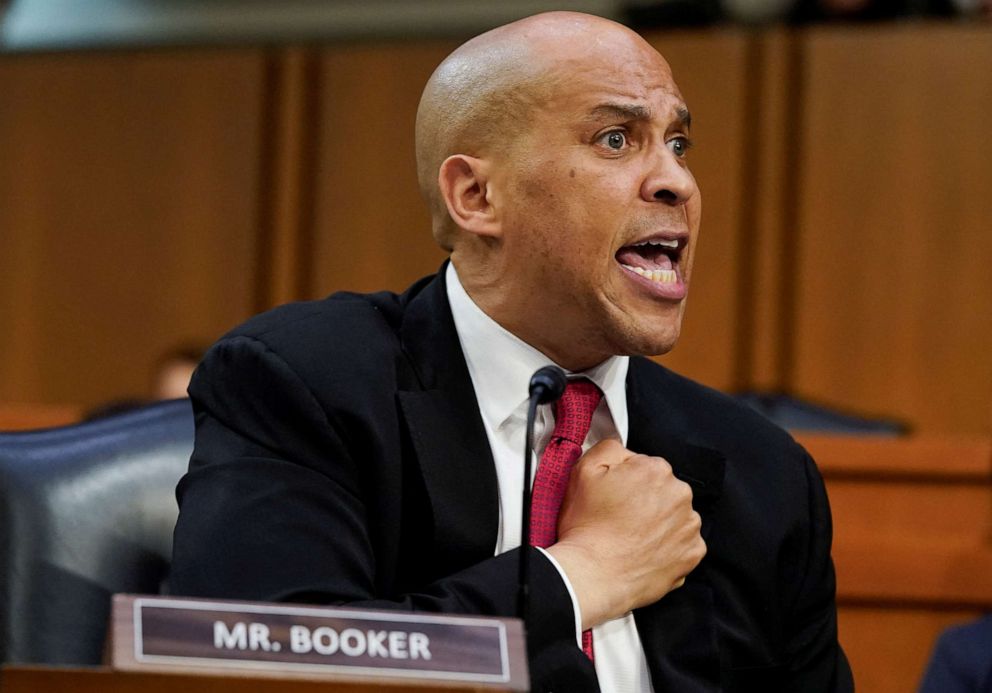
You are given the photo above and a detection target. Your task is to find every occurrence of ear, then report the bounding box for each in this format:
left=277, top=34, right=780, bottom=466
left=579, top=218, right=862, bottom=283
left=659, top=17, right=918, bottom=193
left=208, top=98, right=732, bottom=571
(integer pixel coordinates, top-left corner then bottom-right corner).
left=437, top=154, right=501, bottom=239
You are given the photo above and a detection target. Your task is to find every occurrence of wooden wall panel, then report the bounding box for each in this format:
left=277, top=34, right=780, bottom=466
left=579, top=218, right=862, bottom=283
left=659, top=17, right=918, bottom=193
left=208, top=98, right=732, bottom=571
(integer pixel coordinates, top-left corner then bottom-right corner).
left=805, top=434, right=992, bottom=693
left=0, top=403, right=80, bottom=431
left=4, top=26, right=991, bottom=427
left=828, top=479, right=990, bottom=541
left=0, top=50, right=265, bottom=409
left=791, top=25, right=992, bottom=434
left=308, top=41, right=456, bottom=298
left=647, top=31, right=751, bottom=391
left=748, top=29, right=799, bottom=392
left=256, top=47, right=317, bottom=310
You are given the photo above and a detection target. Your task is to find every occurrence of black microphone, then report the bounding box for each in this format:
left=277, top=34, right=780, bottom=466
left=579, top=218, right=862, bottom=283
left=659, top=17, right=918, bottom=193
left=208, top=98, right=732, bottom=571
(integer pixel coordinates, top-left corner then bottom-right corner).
left=529, top=365, right=567, bottom=405
left=518, top=365, right=567, bottom=628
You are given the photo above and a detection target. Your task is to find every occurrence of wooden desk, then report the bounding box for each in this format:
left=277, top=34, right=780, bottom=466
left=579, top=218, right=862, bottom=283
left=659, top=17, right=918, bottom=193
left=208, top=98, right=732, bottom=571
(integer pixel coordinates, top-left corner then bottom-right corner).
left=0, top=666, right=512, bottom=692
left=798, top=434, right=992, bottom=693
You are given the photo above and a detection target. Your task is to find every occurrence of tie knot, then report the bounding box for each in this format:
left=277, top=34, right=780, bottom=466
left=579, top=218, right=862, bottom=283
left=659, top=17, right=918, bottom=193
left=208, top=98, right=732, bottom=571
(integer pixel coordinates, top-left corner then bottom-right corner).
left=551, top=379, right=603, bottom=446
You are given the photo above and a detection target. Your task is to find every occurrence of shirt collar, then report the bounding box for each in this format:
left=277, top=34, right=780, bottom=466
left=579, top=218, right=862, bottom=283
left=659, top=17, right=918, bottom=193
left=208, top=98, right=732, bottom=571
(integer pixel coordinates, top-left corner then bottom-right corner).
left=445, top=262, right=629, bottom=438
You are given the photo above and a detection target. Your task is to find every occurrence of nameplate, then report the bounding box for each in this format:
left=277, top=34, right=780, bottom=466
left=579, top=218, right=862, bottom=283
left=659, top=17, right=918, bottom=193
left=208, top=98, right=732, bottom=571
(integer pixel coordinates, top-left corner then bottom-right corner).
left=110, top=594, right=527, bottom=689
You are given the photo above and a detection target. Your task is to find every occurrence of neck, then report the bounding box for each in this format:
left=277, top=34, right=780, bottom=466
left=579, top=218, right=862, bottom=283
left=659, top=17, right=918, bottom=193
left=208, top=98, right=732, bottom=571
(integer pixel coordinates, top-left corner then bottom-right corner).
left=450, top=252, right=610, bottom=372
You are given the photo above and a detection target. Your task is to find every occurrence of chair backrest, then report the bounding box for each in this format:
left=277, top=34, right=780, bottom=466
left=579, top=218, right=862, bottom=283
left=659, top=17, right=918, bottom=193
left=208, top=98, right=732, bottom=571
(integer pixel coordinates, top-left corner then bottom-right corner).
left=734, top=391, right=908, bottom=435
left=0, top=398, right=193, bottom=665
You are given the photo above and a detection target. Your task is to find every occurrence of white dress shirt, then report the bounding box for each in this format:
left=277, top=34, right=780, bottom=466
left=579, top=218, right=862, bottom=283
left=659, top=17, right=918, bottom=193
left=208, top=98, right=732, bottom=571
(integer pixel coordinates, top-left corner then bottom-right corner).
left=445, top=262, right=654, bottom=693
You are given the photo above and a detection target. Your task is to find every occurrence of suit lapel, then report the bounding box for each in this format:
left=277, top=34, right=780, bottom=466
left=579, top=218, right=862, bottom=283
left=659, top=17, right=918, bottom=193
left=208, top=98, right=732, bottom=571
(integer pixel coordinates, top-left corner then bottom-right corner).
left=396, top=266, right=500, bottom=575
left=625, top=358, right=725, bottom=532
left=626, top=357, right=725, bottom=691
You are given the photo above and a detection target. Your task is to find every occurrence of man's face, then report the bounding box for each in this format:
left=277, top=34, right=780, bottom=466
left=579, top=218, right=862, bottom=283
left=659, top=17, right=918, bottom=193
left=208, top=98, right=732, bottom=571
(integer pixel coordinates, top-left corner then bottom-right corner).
left=488, top=36, right=701, bottom=369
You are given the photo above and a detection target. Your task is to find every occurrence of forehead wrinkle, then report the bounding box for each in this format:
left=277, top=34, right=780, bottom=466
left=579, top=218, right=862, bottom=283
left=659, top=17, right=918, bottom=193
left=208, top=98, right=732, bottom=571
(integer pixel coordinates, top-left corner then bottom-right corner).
left=586, top=103, right=652, bottom=124
left=573, top=97, right=691, bottom=133
left=537, top=55, right=686, bottom=123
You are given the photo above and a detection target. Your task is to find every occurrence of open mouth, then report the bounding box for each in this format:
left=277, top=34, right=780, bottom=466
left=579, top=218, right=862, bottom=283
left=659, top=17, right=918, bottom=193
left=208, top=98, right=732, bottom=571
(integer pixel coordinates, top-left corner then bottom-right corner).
left=615, top=237, right=684, bottom=286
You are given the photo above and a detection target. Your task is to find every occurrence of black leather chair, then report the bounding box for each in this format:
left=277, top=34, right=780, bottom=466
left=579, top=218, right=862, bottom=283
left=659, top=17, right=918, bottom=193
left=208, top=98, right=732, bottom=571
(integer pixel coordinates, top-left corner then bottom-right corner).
left=734, top=391, right=908, bottom=435
left=0, top=399, right=193, bottom=665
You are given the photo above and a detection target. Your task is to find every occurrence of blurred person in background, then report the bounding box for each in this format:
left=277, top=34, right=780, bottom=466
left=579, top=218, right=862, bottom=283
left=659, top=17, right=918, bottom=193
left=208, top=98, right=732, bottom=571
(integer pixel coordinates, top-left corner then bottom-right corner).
left=918, top=615, right=992, bottom=693
left=83, top=344, right=204, bottom=420
left=152, top=345, right=204, bottom=400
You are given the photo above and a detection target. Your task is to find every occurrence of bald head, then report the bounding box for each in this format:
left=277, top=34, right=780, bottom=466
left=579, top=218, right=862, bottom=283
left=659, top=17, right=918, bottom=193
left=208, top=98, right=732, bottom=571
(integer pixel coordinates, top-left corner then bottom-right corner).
left=415, top=12, right=664, bottom=251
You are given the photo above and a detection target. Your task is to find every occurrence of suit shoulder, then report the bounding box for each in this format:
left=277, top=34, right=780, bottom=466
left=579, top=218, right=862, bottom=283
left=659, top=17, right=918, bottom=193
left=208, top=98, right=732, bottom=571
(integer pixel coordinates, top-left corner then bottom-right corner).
left=629, top=357, right=802, bottom=455
left=219, top=290, right=404, bottom=359
left=194, top=290, right=415, bottom=408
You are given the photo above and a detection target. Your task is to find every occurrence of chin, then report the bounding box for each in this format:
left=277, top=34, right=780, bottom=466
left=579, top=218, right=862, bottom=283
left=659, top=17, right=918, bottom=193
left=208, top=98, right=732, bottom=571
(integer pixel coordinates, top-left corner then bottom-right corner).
left=640, top=336, right=680, bottom=358
left=608, top=325, right=681, bottom=358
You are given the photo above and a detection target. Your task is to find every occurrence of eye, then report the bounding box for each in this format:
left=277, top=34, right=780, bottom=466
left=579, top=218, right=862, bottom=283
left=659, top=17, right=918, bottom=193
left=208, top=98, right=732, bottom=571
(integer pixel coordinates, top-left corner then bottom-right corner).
left=598, top=130, right=628, bottom=151
left=668, top=136, right=693, bottom=159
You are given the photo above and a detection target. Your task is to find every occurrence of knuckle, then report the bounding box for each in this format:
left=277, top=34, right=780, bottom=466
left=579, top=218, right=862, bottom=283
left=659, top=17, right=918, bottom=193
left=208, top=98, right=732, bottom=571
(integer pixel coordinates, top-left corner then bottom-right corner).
left=641, top=456, right=672, bottom=484
left=694, top=537, right=708, bottom=561
left=654, top=456, right=674, bottom=475
left=689, top=509, right=702, bottom=530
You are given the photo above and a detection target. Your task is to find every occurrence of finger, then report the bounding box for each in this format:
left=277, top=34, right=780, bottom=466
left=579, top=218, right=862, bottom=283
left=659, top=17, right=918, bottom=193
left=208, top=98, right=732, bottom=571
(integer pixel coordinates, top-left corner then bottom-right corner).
left=626, top=452, right=669, bottom=467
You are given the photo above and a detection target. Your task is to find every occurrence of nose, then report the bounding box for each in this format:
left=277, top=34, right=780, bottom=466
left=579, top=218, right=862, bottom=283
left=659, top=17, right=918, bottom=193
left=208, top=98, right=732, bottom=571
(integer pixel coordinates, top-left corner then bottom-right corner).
left=640, top=148, right=696, bottom=206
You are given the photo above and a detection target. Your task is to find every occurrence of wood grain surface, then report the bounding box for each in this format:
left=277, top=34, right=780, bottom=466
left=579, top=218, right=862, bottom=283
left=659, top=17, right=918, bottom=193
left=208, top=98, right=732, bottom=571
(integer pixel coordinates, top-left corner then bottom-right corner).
left=0, top=49, right=265, bottom=409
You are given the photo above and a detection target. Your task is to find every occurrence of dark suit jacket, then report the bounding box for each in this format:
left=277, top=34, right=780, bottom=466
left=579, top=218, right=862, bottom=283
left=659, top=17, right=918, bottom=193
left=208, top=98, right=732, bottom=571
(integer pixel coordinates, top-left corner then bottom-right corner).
left=171, top=267, right=853, bottom=692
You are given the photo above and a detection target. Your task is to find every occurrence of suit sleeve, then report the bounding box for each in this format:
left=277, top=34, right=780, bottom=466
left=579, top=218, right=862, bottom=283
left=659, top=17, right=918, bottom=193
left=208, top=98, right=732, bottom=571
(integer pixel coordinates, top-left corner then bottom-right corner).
left=169, top=335, right=585, bottom=675
left=783, top=450, right=854, bottom=691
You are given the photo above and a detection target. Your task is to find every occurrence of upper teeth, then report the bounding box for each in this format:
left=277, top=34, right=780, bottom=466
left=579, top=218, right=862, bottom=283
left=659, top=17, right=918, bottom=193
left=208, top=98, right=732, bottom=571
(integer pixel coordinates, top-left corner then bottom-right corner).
left=634, top=239, right=679, bottom=249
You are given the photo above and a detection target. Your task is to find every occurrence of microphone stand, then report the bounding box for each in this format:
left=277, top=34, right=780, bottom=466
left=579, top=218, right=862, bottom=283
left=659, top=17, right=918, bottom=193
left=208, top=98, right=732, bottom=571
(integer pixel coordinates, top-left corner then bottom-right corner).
left=518, top=366, right=566, bottom=629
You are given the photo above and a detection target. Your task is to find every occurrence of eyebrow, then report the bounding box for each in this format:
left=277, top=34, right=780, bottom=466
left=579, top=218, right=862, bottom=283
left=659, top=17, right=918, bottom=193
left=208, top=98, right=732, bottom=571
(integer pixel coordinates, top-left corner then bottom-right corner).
left=588, top=103, right=651, bottom=122
left=586, top=102, right=693, bottom=130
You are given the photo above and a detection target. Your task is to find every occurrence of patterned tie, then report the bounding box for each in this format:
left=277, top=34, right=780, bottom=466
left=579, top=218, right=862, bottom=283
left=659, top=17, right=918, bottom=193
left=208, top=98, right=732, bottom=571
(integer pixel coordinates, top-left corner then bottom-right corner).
left=529, top=378, right=603, bottom=661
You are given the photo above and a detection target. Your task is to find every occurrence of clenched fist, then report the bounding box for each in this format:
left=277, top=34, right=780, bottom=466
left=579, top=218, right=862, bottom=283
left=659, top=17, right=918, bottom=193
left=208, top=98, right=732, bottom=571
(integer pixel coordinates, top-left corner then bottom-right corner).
left=546, top=438, right=705, bottom=630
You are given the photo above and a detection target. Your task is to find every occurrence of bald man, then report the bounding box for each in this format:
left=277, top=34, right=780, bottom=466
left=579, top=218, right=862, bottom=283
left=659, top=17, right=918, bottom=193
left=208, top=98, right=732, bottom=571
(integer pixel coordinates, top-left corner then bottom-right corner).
left=172, top=12, right=853, bottom=692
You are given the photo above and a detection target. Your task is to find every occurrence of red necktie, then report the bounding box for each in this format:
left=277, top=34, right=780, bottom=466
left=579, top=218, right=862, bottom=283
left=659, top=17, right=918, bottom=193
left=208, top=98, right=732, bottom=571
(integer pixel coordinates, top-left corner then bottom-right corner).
left=529, top=379, right=602, bottom=661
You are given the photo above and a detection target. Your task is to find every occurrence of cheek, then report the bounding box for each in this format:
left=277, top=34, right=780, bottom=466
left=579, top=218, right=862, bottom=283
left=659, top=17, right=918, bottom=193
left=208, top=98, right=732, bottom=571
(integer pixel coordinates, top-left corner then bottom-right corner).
left=687, top=185, right=702, bottom=229
left=506, top=162, right=625, bottom=262
left=683, top=192, right=702, bottom=273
